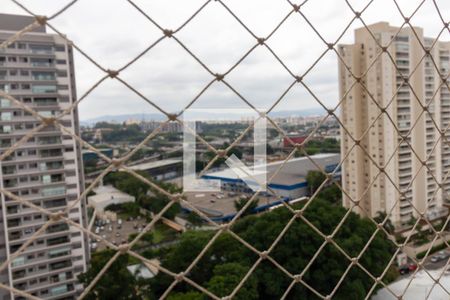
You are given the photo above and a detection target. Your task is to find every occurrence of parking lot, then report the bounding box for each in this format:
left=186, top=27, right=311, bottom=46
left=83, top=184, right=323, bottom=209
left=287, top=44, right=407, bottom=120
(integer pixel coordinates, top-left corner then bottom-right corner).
left=90, top=216, right=149, bottom=251
left=184, top=191, right=281, bottom=217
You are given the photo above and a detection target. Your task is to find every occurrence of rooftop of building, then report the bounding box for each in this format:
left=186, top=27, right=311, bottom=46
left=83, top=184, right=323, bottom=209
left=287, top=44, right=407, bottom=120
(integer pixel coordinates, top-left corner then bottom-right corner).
left=89, top=185, right=135, bottom=204
left=128, top=158, right=182, bottom=171
left=203, top=153, right=340, bottom=187
left=373, top=268, right=450, bottom=300
left=126, top=260, right=160, bottom=279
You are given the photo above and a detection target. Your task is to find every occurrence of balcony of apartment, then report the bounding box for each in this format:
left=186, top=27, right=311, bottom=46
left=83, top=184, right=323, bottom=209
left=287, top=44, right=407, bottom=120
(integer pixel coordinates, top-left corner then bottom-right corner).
left=9, top=238, right=73, bottom=260
left=3, top=177, right=65, bottom=193
left=4, top=191, right=69, bottom=207
left=2, top=163, right=65, bottom=180
left=399, top=206, right=414, bottom=216
left=28, top=45, right=55, bottom=56
left=31, top=72, right=57, bottom=82
left=0, top=150, right=64, bottom=164
left=2, top=127, right=63, bottom=138
left=40, top=149, right=64, bottom=159
left=8, top=223, right=70, bottom=245
left=425, top=206, right=449, bottom=222
left=46, top=284, right=76, bottom=300
left=0, top=60, right=31, bottom=68
left=6, top=205, right=45, bottom=218
left=11, top=249, right=73, bottom=272
left=0, top=115, right=39, bottom=124
left=32, top=98, right=59, bottom=108
left=28, top=57, right=55, bottom=68
left=23, top=277, right=75, bottom=298
left=399, top=199, right=413, bottom=209
left=11, top=259, right=73, bottom=282
left=395, top=51, right=409, bottom=58
left=398, top=161, right=412, bottom=171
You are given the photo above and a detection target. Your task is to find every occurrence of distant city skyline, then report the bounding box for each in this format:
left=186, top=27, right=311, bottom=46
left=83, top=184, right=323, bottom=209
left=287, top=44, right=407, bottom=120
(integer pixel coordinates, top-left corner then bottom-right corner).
left=1, top=0, right=449, bottom=120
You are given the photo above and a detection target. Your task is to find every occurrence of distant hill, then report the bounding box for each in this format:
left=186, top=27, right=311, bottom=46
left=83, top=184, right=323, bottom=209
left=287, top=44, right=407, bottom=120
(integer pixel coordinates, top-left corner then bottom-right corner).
left=80, top=108, right=327, bottom=126
left=80, top=113, right=166, bottom=126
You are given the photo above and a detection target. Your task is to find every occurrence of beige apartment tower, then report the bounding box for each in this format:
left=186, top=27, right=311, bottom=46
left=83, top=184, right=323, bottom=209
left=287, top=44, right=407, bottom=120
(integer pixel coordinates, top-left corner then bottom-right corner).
left=339, top=22, right=450, bottom=229
left=0, top=15, right=88, bottom=299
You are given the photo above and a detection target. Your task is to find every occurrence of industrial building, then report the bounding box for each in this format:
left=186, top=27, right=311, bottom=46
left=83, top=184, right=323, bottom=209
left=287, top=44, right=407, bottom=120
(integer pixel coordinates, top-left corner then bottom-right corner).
left=81, top=148, right=113, bottom=162
left=202, top=153, right=340, bottom=200
left=128, top=159, right=182, bottom=181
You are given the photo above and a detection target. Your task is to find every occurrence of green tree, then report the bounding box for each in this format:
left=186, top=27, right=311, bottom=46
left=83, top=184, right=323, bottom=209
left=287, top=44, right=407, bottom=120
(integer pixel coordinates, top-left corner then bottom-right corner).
left=305, top=170, right=327, bottom=195
left=203, top=143, right=243, bottom=168
left=186, top=212, right=204, bottom=227
left=78, top=250, right=146, bottom=299
left=234, top=198, right=259, bottom=217
left=374, top=211, right=395, bottom=235
left=317, top=184, right=341, bottom=205
left=151, top=199, right=397, bottom=299
left=207, top=263, right=258, bottom=300
left=140, top=195, right=181, bottom=220
left=167, top=291, right=204, bottom=300
left=104, top=171, right=148, bottom=199
left=104, top=172, right=181, bottom=219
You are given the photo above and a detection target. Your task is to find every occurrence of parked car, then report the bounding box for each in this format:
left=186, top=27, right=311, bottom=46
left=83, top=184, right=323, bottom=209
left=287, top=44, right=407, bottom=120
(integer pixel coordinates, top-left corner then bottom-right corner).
left=399, top=265, right=410, bottom=275
left=408, top=263, right=418, bottom=272
left=118, top=219, right=123, bottom=225
left=438, top=251, right=449, bottom=260
left=430, top=255, right=441, bottom=263
left=94, top=227, right=100, bottom=234
left=115, top=232, right=121, bottom=237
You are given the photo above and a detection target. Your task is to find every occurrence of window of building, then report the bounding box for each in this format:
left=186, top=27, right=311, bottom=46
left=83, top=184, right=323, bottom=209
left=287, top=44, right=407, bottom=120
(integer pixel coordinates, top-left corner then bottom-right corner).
left=55, top=45, right=66, bottom=52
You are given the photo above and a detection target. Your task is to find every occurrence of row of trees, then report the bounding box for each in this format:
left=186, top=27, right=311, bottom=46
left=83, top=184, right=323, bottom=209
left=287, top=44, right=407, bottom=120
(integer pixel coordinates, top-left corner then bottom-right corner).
left=294, top=138, right=340, bottom=157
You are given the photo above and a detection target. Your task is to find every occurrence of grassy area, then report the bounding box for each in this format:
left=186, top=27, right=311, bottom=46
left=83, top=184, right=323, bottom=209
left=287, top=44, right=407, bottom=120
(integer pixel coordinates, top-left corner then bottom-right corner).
left=152, top=223, right=178, bottom=243
left=152, top=228, right=165, bottom=244
left=128, top=223, right=178, bottom=245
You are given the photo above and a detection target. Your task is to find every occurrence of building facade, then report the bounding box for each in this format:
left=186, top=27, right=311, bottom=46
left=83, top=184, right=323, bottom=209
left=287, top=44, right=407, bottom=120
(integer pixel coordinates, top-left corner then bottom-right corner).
left=339, top=22, right=450, bottom=228
left=0, top=14, right=88, bottom=299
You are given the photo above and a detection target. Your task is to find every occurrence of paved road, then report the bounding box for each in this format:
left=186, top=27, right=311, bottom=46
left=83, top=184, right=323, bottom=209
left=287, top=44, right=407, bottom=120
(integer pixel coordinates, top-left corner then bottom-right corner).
left=398, top=249, right=450, bottom=280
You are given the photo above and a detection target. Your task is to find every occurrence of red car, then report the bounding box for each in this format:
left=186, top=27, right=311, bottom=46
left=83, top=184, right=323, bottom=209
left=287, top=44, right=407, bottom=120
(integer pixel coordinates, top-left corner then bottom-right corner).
left=398, top=263, right=417, bottom=275
left=408, top=264, right=418, bottom=272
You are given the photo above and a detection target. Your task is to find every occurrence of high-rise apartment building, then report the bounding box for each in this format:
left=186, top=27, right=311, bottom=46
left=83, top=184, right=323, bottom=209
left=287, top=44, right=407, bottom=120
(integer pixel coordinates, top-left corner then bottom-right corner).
left=339, top=22, right=450, bottom=229
left=0, top=14, right=88, bottom=299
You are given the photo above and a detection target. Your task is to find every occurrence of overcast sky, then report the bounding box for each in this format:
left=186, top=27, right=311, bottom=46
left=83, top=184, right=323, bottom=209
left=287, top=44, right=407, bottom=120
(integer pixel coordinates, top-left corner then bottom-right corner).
left=1, top=0, right=449, bottom=120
